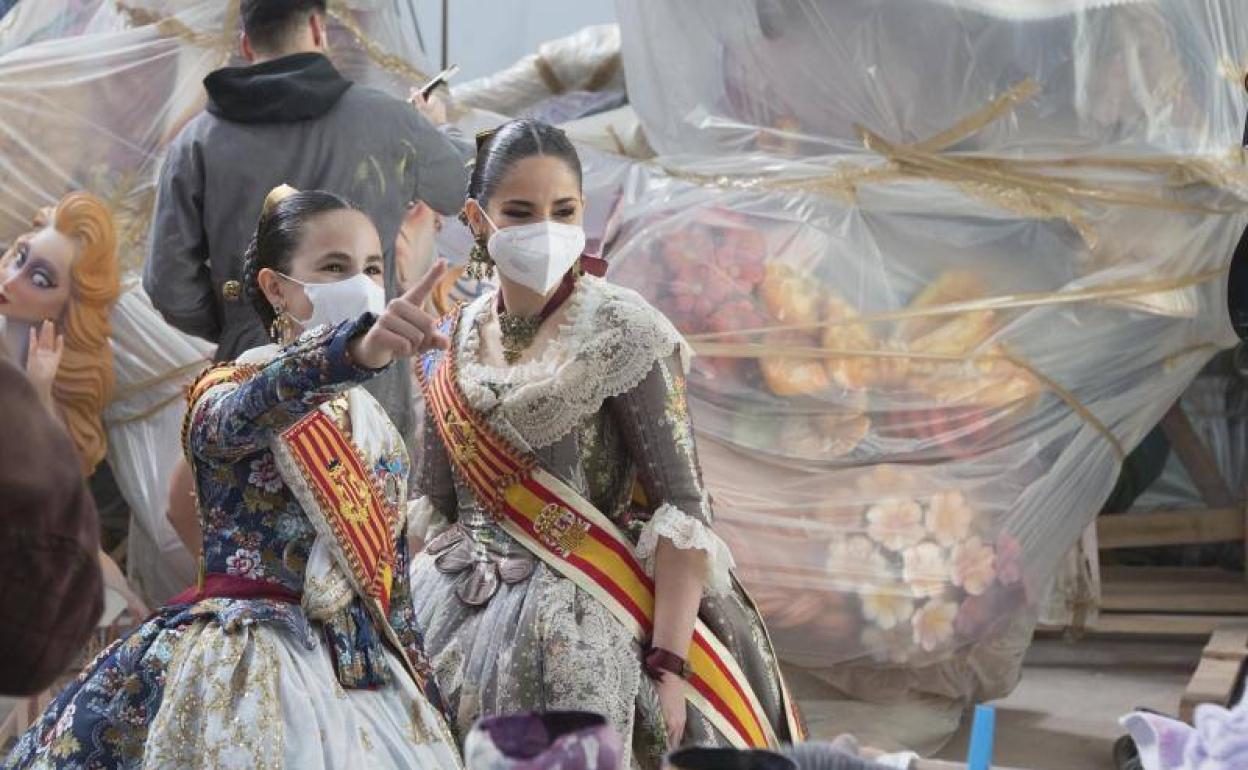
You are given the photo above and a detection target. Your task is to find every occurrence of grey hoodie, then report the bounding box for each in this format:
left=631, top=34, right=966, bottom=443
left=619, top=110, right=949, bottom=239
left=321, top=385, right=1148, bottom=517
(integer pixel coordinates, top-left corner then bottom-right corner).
left=144, top=52, right=468, bottom=443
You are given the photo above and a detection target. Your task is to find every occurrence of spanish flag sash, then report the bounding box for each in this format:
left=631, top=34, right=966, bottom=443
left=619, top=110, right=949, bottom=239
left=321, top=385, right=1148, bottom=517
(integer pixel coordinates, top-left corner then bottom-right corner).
left=418, top=315, right=805, bottom=750
left=280, top=410, right=398, bottom=615
left=186, top=365, right=397, bottom=614
left=186, top=363, right=464, bottom=764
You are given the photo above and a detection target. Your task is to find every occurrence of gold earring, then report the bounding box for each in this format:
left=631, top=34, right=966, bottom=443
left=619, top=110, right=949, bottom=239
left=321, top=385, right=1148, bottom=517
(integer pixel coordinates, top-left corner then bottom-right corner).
left=270, top=306, right=293, bottom=343
left=466, top=240, right=495, bottom=280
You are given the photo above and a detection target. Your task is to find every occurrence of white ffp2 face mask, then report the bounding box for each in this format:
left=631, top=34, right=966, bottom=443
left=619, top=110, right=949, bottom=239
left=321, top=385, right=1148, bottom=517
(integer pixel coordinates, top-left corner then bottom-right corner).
left=280, top=272, right=386, bottom=331
left=480, top=206, right=586, bottom=295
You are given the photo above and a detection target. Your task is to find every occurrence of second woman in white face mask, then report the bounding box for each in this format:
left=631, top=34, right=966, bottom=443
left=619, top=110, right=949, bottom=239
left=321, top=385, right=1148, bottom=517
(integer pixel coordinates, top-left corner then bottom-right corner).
left=410, top=120, right=800, bottom=768
left=459, top=124, right=591, bottom=365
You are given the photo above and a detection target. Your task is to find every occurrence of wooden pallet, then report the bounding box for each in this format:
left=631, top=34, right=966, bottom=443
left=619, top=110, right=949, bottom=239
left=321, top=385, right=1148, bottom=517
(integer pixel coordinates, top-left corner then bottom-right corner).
left=1179, top=623, right=1248, bottom=723
left=1089, top=399, right=1248, bottom=639
left=1039, top=567, right=1248, bottom=636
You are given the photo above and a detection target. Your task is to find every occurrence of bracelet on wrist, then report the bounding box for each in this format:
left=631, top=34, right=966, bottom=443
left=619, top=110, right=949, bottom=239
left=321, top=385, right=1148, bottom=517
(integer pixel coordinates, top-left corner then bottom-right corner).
left=642, top=644, right=689, bottom=681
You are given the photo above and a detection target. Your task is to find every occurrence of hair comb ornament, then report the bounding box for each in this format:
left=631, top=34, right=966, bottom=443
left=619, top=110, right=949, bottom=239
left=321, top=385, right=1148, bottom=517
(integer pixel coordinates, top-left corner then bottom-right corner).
left=262, top=184, right=300, bottom=217
left=475, top=128, right=499, bottom=151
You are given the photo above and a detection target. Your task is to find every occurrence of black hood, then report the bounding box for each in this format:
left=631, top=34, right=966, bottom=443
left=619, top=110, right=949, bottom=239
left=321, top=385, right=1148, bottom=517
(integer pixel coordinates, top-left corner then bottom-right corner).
left=204, top=52, right=352, bottom=124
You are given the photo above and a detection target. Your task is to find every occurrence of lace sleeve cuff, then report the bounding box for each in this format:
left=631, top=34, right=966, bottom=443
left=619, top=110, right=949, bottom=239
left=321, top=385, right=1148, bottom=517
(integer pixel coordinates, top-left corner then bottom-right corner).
left=635, top=503, right=736, bottom=596
left=406, top=496, right=450, bottom=541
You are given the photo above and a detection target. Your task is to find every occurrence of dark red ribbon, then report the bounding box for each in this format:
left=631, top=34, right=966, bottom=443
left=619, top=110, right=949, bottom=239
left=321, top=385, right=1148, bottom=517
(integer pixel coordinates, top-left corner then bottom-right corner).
left=169, top=573, right=302, bottom=606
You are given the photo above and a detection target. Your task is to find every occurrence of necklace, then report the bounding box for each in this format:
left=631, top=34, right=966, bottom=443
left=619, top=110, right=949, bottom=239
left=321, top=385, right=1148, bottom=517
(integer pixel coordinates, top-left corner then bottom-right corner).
left=497, top=271, right=578, bottom=364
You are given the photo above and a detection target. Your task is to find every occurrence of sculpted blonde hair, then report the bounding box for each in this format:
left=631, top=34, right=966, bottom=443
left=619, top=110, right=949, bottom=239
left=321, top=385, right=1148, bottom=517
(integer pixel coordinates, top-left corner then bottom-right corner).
left=50, top=192, right=120, bottom=473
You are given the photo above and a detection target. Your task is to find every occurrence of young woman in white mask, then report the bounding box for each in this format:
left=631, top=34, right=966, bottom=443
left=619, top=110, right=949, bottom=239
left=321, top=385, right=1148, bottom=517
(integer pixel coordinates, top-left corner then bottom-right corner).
left=6, top=185, right=465, bottom=769
left=409, top=120, right=802, bottom=769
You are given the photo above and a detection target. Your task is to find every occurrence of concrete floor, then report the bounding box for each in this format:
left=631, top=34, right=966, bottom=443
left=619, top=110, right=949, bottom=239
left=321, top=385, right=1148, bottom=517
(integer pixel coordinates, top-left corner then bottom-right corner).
left=793, top=635, right=1204, bottom=770
left=935, top=636, right=1203, bottom=769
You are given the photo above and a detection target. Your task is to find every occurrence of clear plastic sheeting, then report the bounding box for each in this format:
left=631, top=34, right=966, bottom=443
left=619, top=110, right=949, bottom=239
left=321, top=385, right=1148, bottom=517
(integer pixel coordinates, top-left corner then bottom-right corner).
left=590, top=148, right=1240, bottom=699
left=587, top=0, right=1248, bottom=705
left=452, top=24, right=624, bottom=118
left=618, top=0, right=1248, bottom=159
left=104, top=287, right=213, bottom=605
left=0, top=0, right=437, bottom=603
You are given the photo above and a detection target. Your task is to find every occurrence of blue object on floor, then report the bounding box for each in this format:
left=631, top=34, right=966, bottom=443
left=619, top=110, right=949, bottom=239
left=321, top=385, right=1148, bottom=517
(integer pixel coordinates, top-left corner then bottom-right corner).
left=967, top=704, right=996, bottom=770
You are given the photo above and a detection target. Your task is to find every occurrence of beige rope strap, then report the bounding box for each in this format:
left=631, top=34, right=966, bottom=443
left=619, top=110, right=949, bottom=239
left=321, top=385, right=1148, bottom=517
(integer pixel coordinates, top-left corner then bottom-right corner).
left=687, top=269, right=1227, bottom=342
left=326, top=2, right=428, bottom=84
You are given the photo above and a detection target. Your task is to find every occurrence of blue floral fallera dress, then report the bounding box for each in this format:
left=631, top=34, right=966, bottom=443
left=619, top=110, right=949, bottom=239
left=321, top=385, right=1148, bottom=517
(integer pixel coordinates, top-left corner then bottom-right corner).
left=4, top=317, right=460, bottom=770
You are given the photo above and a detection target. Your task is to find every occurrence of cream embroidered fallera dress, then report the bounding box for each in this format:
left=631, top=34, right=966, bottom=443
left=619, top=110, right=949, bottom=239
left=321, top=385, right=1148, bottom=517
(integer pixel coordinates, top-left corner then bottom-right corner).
left=409, top=275, right=794, bottom=769
left=4, top=320, right=461, bottom=770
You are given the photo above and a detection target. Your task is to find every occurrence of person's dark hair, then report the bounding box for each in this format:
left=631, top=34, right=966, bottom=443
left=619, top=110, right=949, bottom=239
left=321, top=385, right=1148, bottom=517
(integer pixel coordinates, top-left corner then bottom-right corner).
left=243, top=189, right=355, bottom=330
left=241, top=0, right=327, bottom=53
left=468, top=119, right=583, bottom=207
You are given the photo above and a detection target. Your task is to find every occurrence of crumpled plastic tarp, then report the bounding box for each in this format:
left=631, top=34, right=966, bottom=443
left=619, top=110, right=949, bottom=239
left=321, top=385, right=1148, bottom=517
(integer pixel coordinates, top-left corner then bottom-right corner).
left=603, top=0, right=1248, bottom=707
left=0, top=0, right=437, bottom=604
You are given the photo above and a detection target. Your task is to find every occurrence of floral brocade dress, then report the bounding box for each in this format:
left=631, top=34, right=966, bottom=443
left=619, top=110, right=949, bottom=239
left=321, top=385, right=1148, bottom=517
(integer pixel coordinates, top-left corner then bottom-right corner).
left=409, top=275, right=795, bottom=769
left=4, top=318, right=460, bottom=770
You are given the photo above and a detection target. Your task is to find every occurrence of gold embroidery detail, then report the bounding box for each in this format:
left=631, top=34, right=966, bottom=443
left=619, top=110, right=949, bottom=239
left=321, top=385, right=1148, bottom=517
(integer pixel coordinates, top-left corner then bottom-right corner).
left=533, top=504, right=590, bottom=557
left=444, top=408, right=479, bottom=465
left=326, top=459, right=372, bottom=525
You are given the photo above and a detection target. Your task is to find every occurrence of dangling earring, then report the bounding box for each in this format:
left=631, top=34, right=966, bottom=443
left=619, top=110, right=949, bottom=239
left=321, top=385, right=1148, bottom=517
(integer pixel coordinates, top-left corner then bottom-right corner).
left=466, top=239, right=495, bottom=280
left=270, top=304, right=293, bottom=344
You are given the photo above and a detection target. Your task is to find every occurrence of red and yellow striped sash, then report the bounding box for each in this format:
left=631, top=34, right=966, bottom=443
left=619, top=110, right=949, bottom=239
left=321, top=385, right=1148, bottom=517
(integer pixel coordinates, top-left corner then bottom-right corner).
left=281, top=411, right=397, bottom=614
left=418, top=323, right=804, bottom=749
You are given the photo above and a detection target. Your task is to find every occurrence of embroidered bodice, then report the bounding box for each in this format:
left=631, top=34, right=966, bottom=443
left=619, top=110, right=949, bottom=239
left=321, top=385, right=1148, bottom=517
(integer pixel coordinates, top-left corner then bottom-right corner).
left=414, top=275, right=735, bottom=595
left=187, top=317, right=434, bottom=690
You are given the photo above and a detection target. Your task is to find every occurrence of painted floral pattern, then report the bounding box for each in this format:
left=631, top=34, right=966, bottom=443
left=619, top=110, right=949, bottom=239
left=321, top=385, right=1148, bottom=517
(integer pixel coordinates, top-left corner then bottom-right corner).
left=866, top=499, right=926, bottom=552
left=4, top=318, right=447, bottom=768
left=902, top=541, right=949, bottom=599
left=925, top=490, right=975, bottom=547
left=225, top=548, right=264, bottom=579
left=951, top=536, right=997, bottom=596
left=911, top=598, right=958, bottom=652
left=859, top=587, right=915, bottom=631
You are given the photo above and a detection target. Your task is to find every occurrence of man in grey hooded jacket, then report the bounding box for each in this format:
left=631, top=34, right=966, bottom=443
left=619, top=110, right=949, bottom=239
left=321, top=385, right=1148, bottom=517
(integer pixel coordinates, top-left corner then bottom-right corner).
left=144, top=0, right=467, bottom=440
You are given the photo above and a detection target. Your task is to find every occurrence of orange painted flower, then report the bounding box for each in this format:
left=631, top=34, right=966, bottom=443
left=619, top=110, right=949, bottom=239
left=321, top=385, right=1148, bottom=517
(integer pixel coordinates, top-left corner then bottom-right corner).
left=952, top=536, right=997, bottom=596
left=902, top=541, right=950, bottom=599
left=860, top=587, right=915, bottom=631
left=866, top=499, right=925, bottom=552
left=925, top=490, right=975, bottom=547
left=911, top=598, right=958, bottom=652
left=826, top=535, right=888, bottom=592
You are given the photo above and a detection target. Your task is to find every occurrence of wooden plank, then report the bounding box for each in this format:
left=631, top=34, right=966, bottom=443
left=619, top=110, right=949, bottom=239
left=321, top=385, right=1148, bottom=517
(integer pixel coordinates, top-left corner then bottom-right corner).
left=1100, top=567, right=1248, bottom=614
left=1063, top=613, right=1228, bottom=636
left=1204, top=625, right=1248, bottom=662
left=1160, top=404, right=1236, bottom=509
left=1180, top=622, right=1248, bottom=723
left=1181, top=656, right=1243, bottom=722
left=1097, top=508, right=1244, bottom=549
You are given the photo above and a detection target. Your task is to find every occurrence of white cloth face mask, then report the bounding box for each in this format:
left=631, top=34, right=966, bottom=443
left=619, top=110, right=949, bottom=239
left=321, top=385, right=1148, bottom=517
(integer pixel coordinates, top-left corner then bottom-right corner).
left=479, top=205, right=586, bottom=295
left=279, top=272, right=386, bottom=330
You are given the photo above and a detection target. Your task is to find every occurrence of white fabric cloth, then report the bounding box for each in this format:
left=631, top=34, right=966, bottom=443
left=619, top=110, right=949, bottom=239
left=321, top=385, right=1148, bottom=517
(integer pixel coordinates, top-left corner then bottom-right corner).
left=104, top=286, right=214, bottom=605
left=146, top=341, right=462, bottom=769
left=142, top=618, right=458, bottom=769
left=455, top=274, right=692, bottom=451
left=636, top=503, right=736, bottom=596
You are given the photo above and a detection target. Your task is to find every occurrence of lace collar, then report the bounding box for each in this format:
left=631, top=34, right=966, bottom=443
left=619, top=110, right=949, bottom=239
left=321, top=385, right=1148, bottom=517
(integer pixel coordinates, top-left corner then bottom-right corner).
left=454, top=275, right=691, bottom=450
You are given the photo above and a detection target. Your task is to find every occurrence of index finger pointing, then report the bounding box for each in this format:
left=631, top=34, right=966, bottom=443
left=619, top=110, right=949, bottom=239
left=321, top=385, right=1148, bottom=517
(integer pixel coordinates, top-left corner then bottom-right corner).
left=400, top=259, right=448, bottom=307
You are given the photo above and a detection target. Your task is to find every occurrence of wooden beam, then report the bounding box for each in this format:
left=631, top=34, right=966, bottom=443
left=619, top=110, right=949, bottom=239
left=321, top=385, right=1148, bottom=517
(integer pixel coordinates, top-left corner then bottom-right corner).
left=1100, top=566, right=1248, bottom=614
left=1074, top=613, right=1228, bottom=636
left=1098, top=508, right=1244, bottom=549
left=1180, top=624, right=1248, bottom=722
left=1160, top=404, right=1237, bottom=509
